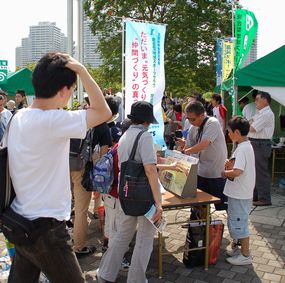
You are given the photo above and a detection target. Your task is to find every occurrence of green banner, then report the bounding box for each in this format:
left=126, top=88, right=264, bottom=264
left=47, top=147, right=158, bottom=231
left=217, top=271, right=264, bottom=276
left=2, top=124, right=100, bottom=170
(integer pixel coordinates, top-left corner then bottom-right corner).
left=0, top=60, right=8, bottom=84
left=234, top=9, right=258, bottom=70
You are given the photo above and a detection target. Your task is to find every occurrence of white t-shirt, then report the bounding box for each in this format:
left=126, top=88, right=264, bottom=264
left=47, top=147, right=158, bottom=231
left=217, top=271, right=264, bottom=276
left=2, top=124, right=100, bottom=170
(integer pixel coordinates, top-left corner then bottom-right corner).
left=212, top=106, right=224, bottom=131
left=1, top=108, right=12, bottom=127
left=8, top=108, right=87, bottom=221
left=223, top=141, right=255, bottom=199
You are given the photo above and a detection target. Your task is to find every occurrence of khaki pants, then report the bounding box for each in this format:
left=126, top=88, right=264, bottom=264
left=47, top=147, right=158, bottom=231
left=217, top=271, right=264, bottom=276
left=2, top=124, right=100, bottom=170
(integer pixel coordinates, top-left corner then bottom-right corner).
left=71, top=171, right=91, bottom=251
left=98, top=201, right=155, bottom=283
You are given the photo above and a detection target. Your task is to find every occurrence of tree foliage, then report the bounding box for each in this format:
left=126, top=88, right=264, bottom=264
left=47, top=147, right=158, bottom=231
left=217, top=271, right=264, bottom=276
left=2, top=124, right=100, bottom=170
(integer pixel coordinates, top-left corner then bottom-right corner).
left=84, top=0, right=232, bottom=96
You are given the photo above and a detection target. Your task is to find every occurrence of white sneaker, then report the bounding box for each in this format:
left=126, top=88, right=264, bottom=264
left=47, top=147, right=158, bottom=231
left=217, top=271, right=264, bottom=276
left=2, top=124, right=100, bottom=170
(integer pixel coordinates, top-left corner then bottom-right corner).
left=226, top=244, right=240, bottom=257
left=226, top=253, right=252, bottom=265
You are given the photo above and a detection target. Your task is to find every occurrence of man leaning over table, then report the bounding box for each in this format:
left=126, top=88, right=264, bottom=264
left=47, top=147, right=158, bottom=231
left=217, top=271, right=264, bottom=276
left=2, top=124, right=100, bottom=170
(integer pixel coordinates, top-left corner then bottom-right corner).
left=177, top=101, right=228, bottom=211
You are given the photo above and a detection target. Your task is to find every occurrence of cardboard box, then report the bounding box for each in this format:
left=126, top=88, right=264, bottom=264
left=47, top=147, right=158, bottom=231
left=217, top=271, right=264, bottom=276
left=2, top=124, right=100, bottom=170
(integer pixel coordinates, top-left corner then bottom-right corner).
left=159, top=150, right=198, bottom=198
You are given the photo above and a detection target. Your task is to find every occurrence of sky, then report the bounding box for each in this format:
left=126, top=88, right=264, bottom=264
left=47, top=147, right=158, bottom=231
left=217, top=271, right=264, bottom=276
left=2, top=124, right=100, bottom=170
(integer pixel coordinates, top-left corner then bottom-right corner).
left=0, top=0, right=285, bottom=71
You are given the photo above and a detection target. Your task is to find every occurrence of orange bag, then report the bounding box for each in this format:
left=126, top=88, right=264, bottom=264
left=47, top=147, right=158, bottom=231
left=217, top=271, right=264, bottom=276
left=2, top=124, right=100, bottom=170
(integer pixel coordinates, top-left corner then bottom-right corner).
left=183, top=220, right=224, bottom=267
left=208, top=220, right=224, bottom=265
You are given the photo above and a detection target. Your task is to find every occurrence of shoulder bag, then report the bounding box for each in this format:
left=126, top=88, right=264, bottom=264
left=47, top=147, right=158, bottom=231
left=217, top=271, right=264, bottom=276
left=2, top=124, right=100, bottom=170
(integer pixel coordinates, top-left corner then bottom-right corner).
left=119, top=131, right=155, bottom=216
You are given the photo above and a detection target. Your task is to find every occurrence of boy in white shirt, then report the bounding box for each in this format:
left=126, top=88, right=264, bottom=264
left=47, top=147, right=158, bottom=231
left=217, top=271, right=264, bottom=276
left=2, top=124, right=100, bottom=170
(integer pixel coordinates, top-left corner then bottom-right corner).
left=222, top=116, right=255, bottom=266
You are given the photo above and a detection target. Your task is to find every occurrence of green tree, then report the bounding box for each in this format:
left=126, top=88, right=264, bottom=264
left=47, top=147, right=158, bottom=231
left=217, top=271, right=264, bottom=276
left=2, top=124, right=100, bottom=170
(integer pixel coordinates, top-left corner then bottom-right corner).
left=84, top=0, right=232, bottom=96
left=26, top=62, right=37, bottom=72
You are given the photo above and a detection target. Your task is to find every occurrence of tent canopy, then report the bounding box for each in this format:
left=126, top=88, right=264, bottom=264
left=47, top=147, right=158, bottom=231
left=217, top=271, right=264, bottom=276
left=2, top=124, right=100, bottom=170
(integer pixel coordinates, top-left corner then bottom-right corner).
left=0, top=68, right=35, bottom=96
left=235, top=44, right=285, bottom=87
left=221, top=45, right=285, bottom=106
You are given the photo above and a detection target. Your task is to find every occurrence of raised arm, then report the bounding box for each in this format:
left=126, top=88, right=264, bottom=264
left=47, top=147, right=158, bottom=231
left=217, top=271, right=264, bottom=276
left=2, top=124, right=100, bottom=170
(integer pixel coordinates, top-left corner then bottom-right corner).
left=65, top=57, right=112, bottom=128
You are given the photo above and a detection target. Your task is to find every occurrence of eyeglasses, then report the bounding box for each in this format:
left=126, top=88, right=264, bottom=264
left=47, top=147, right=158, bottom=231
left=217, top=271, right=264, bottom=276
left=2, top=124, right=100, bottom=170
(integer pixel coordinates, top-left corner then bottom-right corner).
left=187, top=117, right=197, bottom=122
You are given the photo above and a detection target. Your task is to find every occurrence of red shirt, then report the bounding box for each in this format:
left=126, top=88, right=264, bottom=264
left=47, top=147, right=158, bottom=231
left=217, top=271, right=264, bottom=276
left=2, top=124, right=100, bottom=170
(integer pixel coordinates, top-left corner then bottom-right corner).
left=175, top=112, right=182, bottom=129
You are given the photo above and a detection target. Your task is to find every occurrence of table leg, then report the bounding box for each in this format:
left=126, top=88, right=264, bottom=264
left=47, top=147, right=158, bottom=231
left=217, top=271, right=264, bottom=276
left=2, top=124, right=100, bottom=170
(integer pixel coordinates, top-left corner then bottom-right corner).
left=158, top=232, right=163, bottom=278
left=204, top=204, right=210, bottom=270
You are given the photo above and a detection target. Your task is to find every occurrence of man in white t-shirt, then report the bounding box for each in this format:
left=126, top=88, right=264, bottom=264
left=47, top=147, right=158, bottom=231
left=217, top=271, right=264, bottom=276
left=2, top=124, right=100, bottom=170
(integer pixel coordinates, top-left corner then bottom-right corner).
left=7, top=53, right=112, bottom=283
left=222, top=116, right=255, bottom=266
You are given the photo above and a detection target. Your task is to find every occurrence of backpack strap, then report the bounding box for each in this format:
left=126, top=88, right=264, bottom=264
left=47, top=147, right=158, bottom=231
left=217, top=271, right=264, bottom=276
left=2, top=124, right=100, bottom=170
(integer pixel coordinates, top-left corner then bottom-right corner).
left=128, top=130, right=146, bottom=161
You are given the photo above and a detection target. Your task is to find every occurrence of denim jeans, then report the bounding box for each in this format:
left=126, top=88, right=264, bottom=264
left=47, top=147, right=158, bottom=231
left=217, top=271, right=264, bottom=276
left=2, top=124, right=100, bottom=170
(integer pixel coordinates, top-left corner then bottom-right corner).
left=8, top=221, right=85, bottom=283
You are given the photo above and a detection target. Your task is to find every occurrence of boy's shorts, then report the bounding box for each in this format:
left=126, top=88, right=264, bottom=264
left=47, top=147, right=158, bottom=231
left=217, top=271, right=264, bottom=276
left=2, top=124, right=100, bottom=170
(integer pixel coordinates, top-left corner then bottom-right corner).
left=227, top=197, right=252, bottom=240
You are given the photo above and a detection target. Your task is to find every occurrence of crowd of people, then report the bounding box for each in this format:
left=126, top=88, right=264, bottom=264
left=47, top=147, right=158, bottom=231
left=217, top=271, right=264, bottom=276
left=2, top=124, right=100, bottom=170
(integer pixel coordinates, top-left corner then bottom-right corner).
left=1, top=52, right=275, bottom=283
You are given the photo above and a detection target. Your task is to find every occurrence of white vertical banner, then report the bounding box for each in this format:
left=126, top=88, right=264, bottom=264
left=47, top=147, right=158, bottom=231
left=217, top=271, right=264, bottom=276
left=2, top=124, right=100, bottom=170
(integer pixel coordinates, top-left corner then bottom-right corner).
left=124, top=19, right=166, bottom=147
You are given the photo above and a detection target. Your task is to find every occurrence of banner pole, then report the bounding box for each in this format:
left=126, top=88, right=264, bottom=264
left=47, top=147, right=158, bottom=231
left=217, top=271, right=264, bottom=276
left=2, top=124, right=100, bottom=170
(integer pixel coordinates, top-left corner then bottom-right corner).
left=232, top=0, right=238, bottom=154
left=232, top=0, right=237, bottom=116
left=121, top=17, right=126, bottom=119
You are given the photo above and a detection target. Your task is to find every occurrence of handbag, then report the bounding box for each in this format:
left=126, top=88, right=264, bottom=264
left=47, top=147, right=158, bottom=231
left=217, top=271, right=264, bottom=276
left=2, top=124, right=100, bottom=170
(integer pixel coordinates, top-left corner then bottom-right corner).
left=81, top=129, right=96, bottom=191
left=69, top=152, right=84, bottom=172
left=119, top=131, right=154, bottom=216
left=183, top=220, right=224, bottom=267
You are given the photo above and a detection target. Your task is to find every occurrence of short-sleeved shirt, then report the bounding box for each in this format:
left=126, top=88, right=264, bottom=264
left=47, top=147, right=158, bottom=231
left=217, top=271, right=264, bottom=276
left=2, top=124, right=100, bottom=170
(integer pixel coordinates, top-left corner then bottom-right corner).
left=118, top=124, right=156, bottom=166
left=248, top=106, right=274, bottom=139
left=186, top=116, right=227, bottom=178
left=213, top=105, right=226, bottom=131
left=224, top=141, right=255, bottom=199
left=9, top=108, right=87, bottom=221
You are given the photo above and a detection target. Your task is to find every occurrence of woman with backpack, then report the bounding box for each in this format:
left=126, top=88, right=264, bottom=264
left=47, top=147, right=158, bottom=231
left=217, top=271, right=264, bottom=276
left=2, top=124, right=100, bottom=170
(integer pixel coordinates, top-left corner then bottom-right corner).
left=96, top=101, right=163, bottom=283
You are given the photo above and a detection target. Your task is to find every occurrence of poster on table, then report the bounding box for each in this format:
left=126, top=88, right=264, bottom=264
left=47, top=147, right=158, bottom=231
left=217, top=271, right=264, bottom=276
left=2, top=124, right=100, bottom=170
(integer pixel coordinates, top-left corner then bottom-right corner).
left=159, top=150, right=198, bottom=198
left=124, top=19, right=166, bottom=148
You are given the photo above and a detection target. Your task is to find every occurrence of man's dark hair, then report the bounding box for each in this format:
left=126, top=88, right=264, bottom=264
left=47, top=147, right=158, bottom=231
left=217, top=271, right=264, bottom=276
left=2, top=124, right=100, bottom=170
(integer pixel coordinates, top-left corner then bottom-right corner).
left=105, top=95, right=119, bottom=116
left=174, top=104, right=182, bottom=113
left=32, top=53, right=77, bottom=98
left=228, top=116, right=250, bottom=136
left=185, top=101, right=205, bottom=115
left=189, top=92, right=204, bottom=103
left=16, top=89, right=26, bottom=97
left=257, top=91, right=271, bottom=104
left=0, top=89, right=7, bottom=96
left=130, top=118, right=146, bottom=125
left=238, top=96, right=249, bottom=105
left=251, top=89, right=258, bottom=99
left=212, top=93, right=222, bottom=104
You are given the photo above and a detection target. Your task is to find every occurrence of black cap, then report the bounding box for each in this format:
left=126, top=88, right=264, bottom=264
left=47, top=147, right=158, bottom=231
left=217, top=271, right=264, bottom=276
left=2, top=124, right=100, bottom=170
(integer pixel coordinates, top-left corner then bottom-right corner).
left=127, top=101, right=158, bottom=124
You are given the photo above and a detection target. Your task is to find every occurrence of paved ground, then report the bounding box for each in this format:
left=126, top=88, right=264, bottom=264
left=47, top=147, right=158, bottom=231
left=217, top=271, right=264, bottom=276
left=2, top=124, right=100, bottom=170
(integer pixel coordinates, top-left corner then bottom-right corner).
left=1, top=187, right=285, bottom=283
